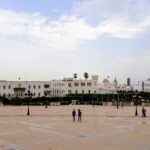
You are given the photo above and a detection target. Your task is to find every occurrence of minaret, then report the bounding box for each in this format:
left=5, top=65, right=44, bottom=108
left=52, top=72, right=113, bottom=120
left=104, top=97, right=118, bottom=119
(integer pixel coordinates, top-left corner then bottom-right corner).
left=113, top=78, right=118, bottom=86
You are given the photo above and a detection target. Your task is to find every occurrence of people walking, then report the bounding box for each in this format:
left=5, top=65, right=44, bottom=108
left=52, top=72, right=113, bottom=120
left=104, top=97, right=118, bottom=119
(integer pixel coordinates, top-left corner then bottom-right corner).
left=78, top=109, right=82, bottom=122
left=72, top=109, right=76, bottom=122
left=142, top=107, right=146, bottom=117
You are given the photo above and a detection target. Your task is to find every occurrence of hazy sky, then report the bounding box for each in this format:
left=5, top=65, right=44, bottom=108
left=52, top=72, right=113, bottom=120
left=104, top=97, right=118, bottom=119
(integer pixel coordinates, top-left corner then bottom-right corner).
left=0, top=0, right=150, bottom=83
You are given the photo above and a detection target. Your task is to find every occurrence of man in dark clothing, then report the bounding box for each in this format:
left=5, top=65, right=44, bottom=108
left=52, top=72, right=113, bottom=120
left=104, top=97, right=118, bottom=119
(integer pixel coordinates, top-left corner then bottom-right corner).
left=142, top=107, right=146, bottom=117
left=78, top=109, right=82, bottom=122
left=121, top=102, right=124, bottom=108
left=72, top=109, right=76, bottom=122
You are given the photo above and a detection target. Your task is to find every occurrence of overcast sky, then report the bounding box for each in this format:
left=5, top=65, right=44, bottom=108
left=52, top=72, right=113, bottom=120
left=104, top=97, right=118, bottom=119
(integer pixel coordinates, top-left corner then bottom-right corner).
left=0, top=0, right=150, bottom=84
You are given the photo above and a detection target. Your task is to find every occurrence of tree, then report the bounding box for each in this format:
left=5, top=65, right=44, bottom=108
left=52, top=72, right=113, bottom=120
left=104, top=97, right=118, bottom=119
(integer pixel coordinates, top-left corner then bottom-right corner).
left=84, top=72, right=89, bottom=80
left=73, top=73, right=77, bottom=79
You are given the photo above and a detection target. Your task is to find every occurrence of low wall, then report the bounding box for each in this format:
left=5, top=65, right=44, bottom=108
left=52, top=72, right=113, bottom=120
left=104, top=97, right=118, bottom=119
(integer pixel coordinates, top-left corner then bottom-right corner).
left=50, top=102, right=60, bottom=106
left=103, top=102, right=134, bottom=106
left=103, top=102, right=113, bottom=106
left=142, top=103, right=150, bottom=107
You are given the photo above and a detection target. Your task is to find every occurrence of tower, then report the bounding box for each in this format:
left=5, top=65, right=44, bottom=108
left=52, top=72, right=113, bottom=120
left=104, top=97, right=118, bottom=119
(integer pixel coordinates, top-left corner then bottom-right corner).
left=127, top=78, right=131, bottom=86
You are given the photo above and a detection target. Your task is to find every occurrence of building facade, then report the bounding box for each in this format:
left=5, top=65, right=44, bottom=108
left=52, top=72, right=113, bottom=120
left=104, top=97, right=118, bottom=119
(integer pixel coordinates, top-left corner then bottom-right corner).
left=0, top=75, right=99, bottom=99
left=98, top=78, right=132, bottom=94
left=142, top=79, right=150, bottom=92
left=1, top=75, right=142, bottom=99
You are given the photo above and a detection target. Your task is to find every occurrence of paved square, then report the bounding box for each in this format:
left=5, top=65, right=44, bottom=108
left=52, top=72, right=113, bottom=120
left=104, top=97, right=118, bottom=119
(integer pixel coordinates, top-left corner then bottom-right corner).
left=0, top=105, right=150, bottom=150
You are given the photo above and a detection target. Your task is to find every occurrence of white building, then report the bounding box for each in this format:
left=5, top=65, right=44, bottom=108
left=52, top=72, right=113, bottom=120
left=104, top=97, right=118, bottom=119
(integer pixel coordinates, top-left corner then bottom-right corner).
left=0, top=80, right=52, bottom=99
left=63, top=75, right=98, bottom=95
left=142, top=79, right=150, bottom=92
left=0, top=75, right=99, bottom=99
left=98, top=78, right=132, bottom=94
left=1, top=75, right=139, bottom=99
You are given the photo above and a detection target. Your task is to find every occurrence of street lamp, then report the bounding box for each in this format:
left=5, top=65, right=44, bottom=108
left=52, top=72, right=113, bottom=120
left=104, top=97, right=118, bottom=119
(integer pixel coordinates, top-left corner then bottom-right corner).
left=25, top=90, right=32, bottom=116
left=117, top=91, right=119, bottom=109
left=102, top=93, right=103, bottom=105
left=134, top=90, right=139, bottom=116
left=44, top=93, right=48, bottom=109
left=135, top=102, right=138, bottom=116
left=45, top=100, right=48, bottom=108
left=112, top=92, right=115, bottom=106
left=92, top=94, right=95, bottom=107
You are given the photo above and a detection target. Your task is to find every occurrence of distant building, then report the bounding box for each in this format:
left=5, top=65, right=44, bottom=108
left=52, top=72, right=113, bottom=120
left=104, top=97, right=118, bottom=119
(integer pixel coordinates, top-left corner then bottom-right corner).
left=98, top=77, right=132, bottom=94
left=142, top=79, right=150, bottom=92
left=127, top=78, right=131, bottom=86
left=142, top=82, right=144, bottom=91
left=132, top=81, right=142, bottom=92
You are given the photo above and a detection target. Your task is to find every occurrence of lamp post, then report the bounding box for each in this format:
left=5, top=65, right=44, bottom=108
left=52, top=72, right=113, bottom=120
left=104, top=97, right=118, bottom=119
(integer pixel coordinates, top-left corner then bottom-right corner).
left=117, top=91, right=119, bottom=109
left=45, top=100, right=48, bottom=108
left=25, top=90, right=32, bottom=116
left=113, top=92, right=114, bottom=101
left=135, top=101, right=138, bottom=116
left=101, top=93, right=103, bottom=106
left=112, top=92, right=114, bottom=106
left=134, top=90, right=139, bottom=116
left=45, top=93, right=48, bottom=109
left=92, top=94, right=94, bottom=107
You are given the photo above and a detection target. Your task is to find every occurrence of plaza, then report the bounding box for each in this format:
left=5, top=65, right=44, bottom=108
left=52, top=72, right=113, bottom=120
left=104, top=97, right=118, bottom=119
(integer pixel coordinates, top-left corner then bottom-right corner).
left=0, top=105, right=150, bottom=150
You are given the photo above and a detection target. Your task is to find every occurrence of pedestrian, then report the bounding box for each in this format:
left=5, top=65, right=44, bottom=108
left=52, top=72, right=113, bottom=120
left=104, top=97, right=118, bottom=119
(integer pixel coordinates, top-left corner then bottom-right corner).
left=142, top=107, right=146, bottom=117
left=78, top=109, right=82, bottom=122
left=121, top=102, right=124, bottom=108
left=72, top=109, right=76, bottom=122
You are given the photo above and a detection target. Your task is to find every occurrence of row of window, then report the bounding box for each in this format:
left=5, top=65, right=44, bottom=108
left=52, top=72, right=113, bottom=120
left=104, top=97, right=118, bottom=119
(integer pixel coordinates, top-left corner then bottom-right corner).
left=1, top=93, right=42, bottom=97
left=0, top=89, right=65, bottom=97
left=0, top=93, right=40, bottom=97
left=68, top=90, right=96, bottom=94
left=53, top=90, right=65, bottom=94
left=27, top=84, right=51, bottom=89
left=0, top=84, right=51, bottom=90
left=68, top=82, right=93, bottom=87
left=1, top=93, right=64, bottom=97
left=53, top=83, right=65, bottom=87
left=0, top=82, right=97, bottom=89
left=1, top=85, right=11, bottom=89
left=1, top=92, right=64, bottom=97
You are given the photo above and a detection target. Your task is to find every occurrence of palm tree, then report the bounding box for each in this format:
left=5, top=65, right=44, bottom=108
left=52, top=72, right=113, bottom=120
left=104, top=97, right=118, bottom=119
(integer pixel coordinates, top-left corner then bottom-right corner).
left=73, top=73, right=77, bottom=79
left=84, top=72, right=89, bottom=80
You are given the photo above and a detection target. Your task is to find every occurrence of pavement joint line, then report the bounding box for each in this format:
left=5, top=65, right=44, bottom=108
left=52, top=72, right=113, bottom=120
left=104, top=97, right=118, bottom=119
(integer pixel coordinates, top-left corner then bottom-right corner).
left=0, top=130, right=25, bottom=136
